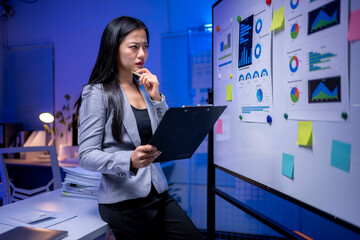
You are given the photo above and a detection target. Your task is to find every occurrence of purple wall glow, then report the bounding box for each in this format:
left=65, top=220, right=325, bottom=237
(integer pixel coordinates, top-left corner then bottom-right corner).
left=0, top=0, right=215, bottom=142
left=2, top=0, right=167, bottom=144
left=3, top=0, right=166, bottom=121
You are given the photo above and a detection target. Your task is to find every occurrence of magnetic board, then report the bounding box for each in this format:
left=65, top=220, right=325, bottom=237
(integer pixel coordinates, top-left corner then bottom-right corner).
left=213, top=0, right=360, bottom=229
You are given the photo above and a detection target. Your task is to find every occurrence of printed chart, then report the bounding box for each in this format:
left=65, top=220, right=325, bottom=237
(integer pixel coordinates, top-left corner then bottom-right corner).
left=284, top=0, right=348, bottom=121
left=216, top=20, right=234, bottom=81
left=237, top=3, right=273, bottom=123
left=238, top=15, right=253, bottom=68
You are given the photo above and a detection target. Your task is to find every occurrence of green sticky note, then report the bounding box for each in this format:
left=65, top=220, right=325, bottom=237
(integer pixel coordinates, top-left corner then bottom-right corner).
left=331, top=140, right=351, bottom=172
left=226, top=84, right=232, bottom=101
left=282, top=153, right=294, bottom=179
left=270, top=6, right=285, bottom=31
left=297, top=121, right=312, bottom=146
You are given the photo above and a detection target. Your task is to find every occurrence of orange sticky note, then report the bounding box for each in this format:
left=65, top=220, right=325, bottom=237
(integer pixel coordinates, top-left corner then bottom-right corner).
left=348, top=9, right=360, bottom=42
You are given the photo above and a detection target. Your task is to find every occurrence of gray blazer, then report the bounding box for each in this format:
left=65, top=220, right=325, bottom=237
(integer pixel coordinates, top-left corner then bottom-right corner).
left=78, top=84, right=169, bottom=204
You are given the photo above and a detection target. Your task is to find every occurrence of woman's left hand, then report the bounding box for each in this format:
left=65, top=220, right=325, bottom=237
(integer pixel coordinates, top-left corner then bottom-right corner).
left=136, top=68, right=161, bottom=101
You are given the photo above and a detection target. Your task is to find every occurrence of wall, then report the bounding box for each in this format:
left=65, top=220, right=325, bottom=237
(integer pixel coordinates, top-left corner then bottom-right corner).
left=1, top=0, right=216, bottom=142
left=166, top=0, right=215, bottom=32
left=3, top=0, right=167, bottom=144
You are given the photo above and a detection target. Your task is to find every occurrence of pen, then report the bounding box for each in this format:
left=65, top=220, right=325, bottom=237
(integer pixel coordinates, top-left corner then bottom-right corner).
left=132, top=71, right=142, bottom=78
left=132, top=71, right=160, bottom=85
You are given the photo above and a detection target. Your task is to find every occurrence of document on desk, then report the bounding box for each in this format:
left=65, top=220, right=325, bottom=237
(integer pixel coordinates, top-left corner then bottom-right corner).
left=10, top=210, right=56, bottom=224
left=0, top=208, right=77, bottom=229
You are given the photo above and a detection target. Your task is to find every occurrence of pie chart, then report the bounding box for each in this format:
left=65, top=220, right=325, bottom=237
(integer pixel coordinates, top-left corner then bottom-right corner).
left=290, top=87, right=300, bottom=103
left=257, top=89, right=263, bottom=102
left=291, top=23, right=299, bottom=39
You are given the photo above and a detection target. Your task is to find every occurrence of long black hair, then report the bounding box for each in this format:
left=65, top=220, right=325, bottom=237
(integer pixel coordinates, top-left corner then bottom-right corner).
left=75, top=16, right=149, bottom=143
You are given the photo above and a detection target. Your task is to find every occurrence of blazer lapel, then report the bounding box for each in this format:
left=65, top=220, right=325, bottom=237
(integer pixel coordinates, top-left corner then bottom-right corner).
left=140, top=88, right=157, bottom=134
left=120, top=86, right=141, bottom=147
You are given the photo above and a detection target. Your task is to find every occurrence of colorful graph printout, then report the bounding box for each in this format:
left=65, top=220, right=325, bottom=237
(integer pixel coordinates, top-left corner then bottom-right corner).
left=238, top=15, right=254, bottom=68
left=237, top=2, right=272, bottom=123
left=284, top=0, right=349, bottom=121
left=308, top=76, right=341, bottom=103
left=216, top=20, right=233, bottom=81
left=308, top=0, right=340, bottom=35
left=308, top=51, right=337, bottom=72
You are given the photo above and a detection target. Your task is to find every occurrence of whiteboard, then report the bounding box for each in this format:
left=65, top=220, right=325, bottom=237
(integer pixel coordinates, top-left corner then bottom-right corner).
left=213, top=0, right=360, bottom=229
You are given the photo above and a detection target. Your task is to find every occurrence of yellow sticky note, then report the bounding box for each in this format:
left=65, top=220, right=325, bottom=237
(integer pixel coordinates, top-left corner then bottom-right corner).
left=297, top=121, right=312, bottom=146
left=226, top=84, right=232, bottom=101
left=270, top=6, right=285, bottom=31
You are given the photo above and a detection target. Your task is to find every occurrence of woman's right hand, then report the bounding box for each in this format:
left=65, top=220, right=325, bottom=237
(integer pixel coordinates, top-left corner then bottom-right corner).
left=130, top=145, right=161, bottom=168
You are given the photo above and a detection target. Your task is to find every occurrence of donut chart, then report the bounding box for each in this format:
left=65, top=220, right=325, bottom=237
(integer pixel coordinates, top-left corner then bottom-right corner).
left=255, top=43, right=261, bottom=59
left=246, top=73, right=252, bottom=80
left=255, top=19, right=262, bottom=34
left=290, top=0, right=299, bottom=10
left=261, top=69, right=268, bottom=76
left=289, top=56, right=299, bottom=73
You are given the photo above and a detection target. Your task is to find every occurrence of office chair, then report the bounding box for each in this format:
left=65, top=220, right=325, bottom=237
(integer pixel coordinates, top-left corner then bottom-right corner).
left=0, top=146, right=62, bottom=205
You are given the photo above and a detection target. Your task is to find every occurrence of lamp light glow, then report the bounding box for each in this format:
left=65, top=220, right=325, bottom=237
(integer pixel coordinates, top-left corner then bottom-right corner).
left=39, top=113, right=54, bottom=123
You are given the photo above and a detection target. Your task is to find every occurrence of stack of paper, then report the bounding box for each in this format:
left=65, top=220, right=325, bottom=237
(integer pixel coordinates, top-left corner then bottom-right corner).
left=61, top=167, right=101, bottom=200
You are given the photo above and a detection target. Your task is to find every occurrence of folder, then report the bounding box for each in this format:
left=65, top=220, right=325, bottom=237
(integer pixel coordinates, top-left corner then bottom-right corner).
left=150, top=105, right=226, bottom=162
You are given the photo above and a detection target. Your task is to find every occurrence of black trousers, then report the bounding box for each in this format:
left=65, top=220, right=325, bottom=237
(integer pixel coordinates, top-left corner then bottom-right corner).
left=98, top=186, right=202, bottom=240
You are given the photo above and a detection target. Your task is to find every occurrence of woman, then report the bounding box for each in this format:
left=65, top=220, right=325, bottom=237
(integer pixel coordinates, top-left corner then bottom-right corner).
left=75, top=16, right=202, bottom=240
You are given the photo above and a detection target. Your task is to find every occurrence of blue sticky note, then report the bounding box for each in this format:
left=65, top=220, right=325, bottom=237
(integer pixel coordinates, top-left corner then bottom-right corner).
left=282, top=153, right=294, bottom=179
left=331, top=140, right=351, bottom=172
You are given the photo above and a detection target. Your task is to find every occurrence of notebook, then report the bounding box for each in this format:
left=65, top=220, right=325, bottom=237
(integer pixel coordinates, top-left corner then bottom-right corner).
left=0, top=226, right=68, bottom=240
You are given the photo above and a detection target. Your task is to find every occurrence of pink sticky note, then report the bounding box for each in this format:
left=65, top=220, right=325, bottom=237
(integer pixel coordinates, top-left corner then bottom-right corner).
left=348, top=9, right=360, bottom=42
left=216, top=119, right=223, bottom=134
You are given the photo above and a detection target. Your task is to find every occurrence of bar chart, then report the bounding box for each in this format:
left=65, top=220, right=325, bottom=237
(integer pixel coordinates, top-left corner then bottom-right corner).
left=238, top=15, right=254, bottom=68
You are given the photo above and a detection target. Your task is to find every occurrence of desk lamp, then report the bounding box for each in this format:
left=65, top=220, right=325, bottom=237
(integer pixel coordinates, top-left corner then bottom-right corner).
left=39, top=112, right=55, bottom=146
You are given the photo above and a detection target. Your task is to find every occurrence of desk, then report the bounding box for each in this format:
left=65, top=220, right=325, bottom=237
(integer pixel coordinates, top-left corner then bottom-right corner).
left=0, top=189, right=108, bottom=240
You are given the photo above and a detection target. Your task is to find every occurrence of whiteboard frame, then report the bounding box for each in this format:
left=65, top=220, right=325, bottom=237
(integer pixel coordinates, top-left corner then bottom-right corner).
left=211, top=0, right=360, bottom=234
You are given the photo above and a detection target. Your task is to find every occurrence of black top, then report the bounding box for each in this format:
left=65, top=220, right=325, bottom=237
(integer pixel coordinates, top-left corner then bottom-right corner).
left=131, top=106, right=153, bottom=145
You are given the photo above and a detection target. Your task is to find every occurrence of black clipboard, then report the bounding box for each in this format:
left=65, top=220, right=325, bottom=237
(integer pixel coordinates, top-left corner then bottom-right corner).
left=149, top=105, right=226, bottom=162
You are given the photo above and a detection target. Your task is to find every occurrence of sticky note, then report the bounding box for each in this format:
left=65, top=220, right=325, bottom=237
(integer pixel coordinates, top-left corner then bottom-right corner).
left=297, top=121, right=312, bottom=146
left=331, top=140, right=351, bottom=172
left=282, top=153, right=294, bottom=179
left=216, top=119, right=223, bottom=134
left=347, top=9, right=360, bottom=42
left=270, top=6, right=284, bottom=31
left=226, top=84, right=232, bottom=101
